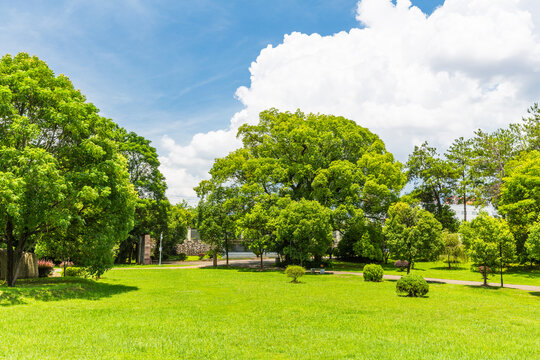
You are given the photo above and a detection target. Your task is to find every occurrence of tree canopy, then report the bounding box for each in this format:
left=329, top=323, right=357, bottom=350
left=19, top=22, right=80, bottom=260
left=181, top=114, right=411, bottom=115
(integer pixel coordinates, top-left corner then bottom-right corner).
left=0, top=53, right=137, bottom=285
left=197, top=109, right=405, bottom=264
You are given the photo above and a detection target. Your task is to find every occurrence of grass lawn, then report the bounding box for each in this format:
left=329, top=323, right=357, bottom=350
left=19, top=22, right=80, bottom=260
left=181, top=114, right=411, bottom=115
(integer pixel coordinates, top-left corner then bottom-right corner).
left=0, top=268, right=538, bottom=359
left=332, top=260, right=540, bottom=286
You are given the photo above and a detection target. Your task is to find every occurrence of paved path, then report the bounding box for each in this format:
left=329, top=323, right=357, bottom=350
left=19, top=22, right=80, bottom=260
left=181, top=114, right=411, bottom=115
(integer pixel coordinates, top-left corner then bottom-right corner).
left=113, top=259, right=540, bottom=292
left=333, top=271, right=540, bottom=292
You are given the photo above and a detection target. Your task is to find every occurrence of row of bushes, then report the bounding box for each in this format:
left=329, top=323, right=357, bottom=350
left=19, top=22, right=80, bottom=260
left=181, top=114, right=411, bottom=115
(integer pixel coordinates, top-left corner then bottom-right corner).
left=284, top=264, right=429, bottom=297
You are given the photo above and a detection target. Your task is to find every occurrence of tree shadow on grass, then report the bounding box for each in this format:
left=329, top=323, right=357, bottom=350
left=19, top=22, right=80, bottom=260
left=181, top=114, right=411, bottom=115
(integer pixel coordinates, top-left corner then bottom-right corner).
left=198, top=264, right=284, bottom=273
left=0, top=277, right=138, bottom=306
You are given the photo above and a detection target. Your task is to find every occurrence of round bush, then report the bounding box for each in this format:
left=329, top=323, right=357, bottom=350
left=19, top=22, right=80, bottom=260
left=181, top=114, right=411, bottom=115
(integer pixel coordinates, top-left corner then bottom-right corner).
left=363, top=264, right=383, bottom=282
left=396, top=274, right=429, bottom=297
left=177, top=253, right=187, bottom=261
left=285, top=265, right=305, bottom=283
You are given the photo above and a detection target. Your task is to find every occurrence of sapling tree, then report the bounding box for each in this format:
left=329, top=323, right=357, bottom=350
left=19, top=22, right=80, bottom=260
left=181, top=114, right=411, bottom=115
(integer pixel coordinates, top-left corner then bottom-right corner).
left=383, top=202, right=443, bottom=274
left=459, top=212, right=515, bottom=286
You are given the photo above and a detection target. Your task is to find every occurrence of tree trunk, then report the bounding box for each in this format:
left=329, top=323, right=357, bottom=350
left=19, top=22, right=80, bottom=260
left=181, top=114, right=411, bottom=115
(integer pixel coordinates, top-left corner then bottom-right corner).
left=406, top=261, right=411, bottom=274
left=260, top=248, right=264, bottom=270
left=483, top=264, right=487, bottom=286
left=500, top=263, right=504, bottom=287
left=6, top=219, right=20, bottom=287
left=213, top=246, right=218, bottom=268
left=225, top=235, right=229, bottom=266
left=448, top=254, right=451, bottom=269
left=463, top=195, right=467, bottom=222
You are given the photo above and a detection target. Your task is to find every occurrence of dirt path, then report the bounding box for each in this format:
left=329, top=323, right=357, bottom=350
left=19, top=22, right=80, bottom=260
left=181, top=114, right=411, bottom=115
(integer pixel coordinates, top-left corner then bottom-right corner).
left=112, top=259, right=540, bottom=292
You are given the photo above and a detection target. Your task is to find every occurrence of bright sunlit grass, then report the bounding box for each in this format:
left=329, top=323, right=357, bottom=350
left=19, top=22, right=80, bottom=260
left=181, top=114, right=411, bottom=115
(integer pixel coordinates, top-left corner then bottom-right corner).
left=0, top=268, right=538, bottom=359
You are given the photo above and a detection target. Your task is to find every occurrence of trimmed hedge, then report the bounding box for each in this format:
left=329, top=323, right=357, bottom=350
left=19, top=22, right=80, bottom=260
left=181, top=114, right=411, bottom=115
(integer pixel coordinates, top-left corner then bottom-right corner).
left=396, top=274, right=429, bottom=297
left=363, top=264, right=383, bottom=282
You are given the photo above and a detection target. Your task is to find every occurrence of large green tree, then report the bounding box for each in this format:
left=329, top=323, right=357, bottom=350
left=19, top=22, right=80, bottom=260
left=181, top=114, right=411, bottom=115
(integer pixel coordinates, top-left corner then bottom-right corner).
left=498, top=151, right=540, bottom=258
left=383, top=202, right=443, bottom=274
left=0, top=53, right=136, bottom=285
left=406, top=142, right=459, bottom=231
left=200, top=109, right=405, bottom=261
left=115, top=129, right=169, bottom=264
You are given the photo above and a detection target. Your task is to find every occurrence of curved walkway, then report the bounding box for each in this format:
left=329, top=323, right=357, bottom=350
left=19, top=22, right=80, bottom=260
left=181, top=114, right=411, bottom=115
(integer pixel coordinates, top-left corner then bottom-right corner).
left=333, top=271, right=540, bottom=292
left=113, top=259, right=540, bottom=292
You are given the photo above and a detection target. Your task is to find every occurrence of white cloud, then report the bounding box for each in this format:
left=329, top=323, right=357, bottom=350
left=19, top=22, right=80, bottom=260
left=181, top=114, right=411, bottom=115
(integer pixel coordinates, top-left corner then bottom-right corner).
left=160, top=0, right=540, bottom=205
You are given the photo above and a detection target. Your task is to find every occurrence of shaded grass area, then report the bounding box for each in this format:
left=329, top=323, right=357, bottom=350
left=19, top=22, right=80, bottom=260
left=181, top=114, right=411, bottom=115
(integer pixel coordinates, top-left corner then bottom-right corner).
left=112, top=263, right=194, bottom=269
left=0, top=268, right=538, bottom=359
left=332, top=260, right=540, bottom=286
left=0, top=277, right=137, bottom=306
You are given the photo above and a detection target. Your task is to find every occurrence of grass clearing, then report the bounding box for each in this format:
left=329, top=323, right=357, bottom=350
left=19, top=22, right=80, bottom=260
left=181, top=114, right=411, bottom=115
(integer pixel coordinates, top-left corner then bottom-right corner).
left=333, top=260, right=540, bottom=286
left=0, top=268, right=538, bottom=359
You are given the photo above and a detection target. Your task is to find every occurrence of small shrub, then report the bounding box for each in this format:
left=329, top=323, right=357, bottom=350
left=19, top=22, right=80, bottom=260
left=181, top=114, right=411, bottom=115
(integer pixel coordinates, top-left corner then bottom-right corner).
left=198, top=252, right=206, bottom=260
left=37, top=259, right=54, bottom=278
left=285, top=265, right=305, bottom=283
left=477, top=265, right=491, bottom=274
left=394, top=260, right=409, bottom=271
left=177, top=253, right=187, bottom=261
left=396, top=274, right=429, bottom=297
left=63, top=267, right=88, bottom=278
left=363, top=264, right=384, bottom=282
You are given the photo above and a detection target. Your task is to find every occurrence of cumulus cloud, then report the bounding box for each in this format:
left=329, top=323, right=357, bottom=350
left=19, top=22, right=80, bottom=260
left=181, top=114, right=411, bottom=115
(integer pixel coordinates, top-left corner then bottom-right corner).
left=160, top=0, right=540, bottom=204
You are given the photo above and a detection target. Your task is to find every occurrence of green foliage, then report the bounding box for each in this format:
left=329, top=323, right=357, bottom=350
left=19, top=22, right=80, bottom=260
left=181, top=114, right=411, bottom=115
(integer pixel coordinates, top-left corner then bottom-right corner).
left=446, top=137, right=474, bottom=221
left=470, top=128, right=517, bottom=206
left=499, top=151, right=540, bottom=258
left=285, top=265, right=305, bottom=283
left=406, top=142, right=459, bottom=231
left=384, top=202, right=443, bottom=273
left=277, top=199, right=333, bottom=265
left=441, top=231, right=465, bottom=268
left=396, top=274, right=429, bottom=297
left=177, top=253, right=187, bottom=261
left=63, top=267, right=88, bottom=278
left=525, top=222, right=540, bottom=262
left=236, top=200, right=278, bottom=269
left=459, top=212, right=515, bottom=286
left=363, top=264, right=383, bottom=282
left=198, top=109, right=405, bottom=263
left=196, top=182, right=237, bottom=265
left=0, top=53, right=137, bottom=285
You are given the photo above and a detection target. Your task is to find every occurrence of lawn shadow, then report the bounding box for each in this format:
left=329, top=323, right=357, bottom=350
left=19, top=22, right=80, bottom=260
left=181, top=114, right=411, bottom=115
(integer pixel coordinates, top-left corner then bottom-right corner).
left=198, top=265, right=284, bottom=273
left=431, top=266, right=469, bottom=271
left=529, top=291, right=540, bottom=297
left=0, top=277, right=138, bottom=307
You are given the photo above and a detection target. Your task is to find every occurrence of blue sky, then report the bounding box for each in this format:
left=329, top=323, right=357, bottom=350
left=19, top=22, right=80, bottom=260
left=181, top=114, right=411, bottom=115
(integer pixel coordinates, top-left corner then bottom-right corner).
left=0, top=0, right=443, bottom=147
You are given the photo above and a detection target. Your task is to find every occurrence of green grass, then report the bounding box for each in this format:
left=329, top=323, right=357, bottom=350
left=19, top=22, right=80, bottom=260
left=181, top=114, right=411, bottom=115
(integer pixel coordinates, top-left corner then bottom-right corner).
left=112, top=263, right=194, bottom=269
left=332, top=260, right=540, bottom=286
left=1, top=268, right=538, bottom=359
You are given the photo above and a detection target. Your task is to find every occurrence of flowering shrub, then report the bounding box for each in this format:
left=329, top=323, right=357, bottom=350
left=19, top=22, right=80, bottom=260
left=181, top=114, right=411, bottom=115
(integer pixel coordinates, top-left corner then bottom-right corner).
left=59, top=261, right=74, bottom=268
left=394, top=260, right=409, bottom=271
left=37, top=259, right=54, bottom=278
